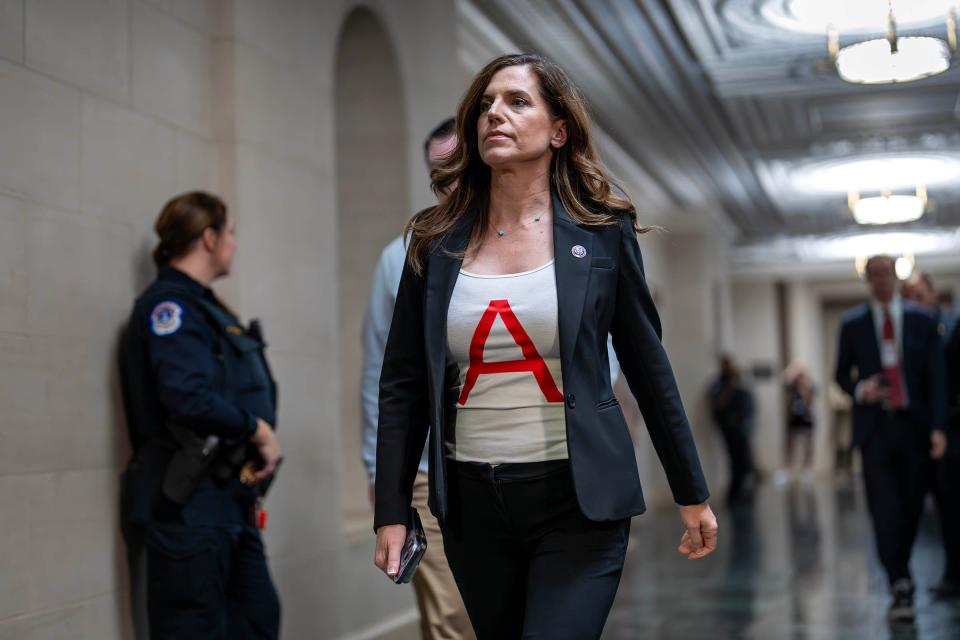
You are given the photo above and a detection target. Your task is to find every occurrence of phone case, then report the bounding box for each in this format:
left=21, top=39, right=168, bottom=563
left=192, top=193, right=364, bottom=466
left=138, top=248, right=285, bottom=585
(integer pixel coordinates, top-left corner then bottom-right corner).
left=393, top=507, right=428, bottom=584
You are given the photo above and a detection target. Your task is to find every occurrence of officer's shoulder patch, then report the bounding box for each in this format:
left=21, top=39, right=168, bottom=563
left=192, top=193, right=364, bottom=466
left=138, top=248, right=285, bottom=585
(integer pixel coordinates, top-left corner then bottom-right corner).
left=150, top=301, right=184, bottom=336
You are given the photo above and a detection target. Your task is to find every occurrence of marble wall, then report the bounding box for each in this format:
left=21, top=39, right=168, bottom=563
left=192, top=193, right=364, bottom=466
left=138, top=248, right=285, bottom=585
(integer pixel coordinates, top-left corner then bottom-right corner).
left=0, top=1, right=460, bottom=637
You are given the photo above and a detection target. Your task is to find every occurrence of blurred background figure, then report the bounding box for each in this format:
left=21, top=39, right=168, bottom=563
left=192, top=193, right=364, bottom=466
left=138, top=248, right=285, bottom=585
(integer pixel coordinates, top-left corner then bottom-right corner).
left=903, top=272, right=941, bottom=312
left=828, top=383, right=855, bottom=478
left=943, top=296, right=960, bottom=600
left=709, top=355, right=758, bottom=505
left=835, top=255, right=947, bottom=622
left=781, top=362, right=817, bottom=483
left=902, top=271, right=960, bottom=599
left=360, top=118, right=475, bottom=640
left=903, top=271, right=956, bottom=340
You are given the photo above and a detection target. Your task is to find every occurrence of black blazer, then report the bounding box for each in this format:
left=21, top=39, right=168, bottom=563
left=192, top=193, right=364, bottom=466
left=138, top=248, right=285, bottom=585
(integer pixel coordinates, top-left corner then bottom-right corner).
left=374, top=191, right=709, bottom=530
left=835, top=301, right=946, bottom=447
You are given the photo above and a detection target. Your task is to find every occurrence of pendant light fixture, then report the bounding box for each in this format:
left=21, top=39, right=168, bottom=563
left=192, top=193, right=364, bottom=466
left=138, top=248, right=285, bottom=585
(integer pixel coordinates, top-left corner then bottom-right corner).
left=847, top=185, right=928, bottom=225
left=828, top=1, right=957, bottom=84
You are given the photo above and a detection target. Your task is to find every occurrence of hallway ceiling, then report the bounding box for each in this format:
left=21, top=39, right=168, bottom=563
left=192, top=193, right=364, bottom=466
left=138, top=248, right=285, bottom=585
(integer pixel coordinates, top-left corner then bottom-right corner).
left=462, top=0, right=960, bottom=245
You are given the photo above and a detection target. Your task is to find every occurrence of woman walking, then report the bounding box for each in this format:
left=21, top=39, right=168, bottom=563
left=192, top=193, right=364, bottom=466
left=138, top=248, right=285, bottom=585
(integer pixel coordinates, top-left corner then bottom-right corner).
left=373, top=54, right=717, bottom=639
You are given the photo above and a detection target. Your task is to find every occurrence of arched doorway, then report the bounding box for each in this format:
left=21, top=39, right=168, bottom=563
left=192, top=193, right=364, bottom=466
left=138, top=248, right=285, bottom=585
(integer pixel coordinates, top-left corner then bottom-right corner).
left=335, top=6, right=410, bottom=534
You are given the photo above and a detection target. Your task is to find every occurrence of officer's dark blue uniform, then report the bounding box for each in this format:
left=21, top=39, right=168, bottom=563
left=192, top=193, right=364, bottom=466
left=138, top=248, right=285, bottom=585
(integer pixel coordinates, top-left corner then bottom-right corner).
left=119, top=265, right=281, bottom=639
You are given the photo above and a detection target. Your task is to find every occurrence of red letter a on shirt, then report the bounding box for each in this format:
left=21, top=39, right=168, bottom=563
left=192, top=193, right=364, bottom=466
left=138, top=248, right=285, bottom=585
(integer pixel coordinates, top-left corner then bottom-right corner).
left=458, top=299, right=563, bottom=405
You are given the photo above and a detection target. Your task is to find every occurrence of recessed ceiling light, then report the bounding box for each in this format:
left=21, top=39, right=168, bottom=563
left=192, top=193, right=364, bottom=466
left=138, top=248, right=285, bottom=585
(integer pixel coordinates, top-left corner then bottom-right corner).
left=791, top=153, right=960, bottom=193
left=810, top=231, right=955, bottom=260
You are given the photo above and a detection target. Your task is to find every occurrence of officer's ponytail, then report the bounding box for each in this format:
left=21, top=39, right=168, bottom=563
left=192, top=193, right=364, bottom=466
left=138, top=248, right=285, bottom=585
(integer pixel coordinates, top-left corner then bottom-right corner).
left=153, top=191, right=228, bottom=266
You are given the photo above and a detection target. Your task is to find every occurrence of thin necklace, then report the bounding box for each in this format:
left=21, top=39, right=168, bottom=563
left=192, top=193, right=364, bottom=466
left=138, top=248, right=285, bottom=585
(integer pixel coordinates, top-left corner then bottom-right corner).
left=490, top=213, right=543, bottom=238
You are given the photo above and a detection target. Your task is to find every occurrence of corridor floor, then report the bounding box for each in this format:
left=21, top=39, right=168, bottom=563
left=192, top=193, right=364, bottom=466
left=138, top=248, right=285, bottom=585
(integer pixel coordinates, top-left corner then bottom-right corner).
left=603, top=480, right=960, bottom=640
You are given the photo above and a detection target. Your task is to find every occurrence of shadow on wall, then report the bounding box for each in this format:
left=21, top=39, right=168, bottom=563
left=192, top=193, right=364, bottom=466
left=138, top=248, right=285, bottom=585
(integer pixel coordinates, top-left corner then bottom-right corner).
left=133, top=235, right=157, bottom=296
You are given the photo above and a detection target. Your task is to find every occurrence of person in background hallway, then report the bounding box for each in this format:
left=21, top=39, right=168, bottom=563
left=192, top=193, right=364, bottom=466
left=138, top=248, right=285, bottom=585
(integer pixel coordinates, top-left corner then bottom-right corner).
left=709, top=355, right=757, bottom=504
left=119, top=192, right=282, bottom=639
left=902, top=271, right=952, bottom=332
left=361, top=118, right=476, bottom=640
left=827, top=383, right=854, bottom=476
left=835, top=255, right=947, bottom=623
left=783, top=363, right=816, bottom=482
left=943, top=303, right=960, bottom=597
left=902, top=271, right=960, bottom=599
left=373, top=53, right=716, bottom=640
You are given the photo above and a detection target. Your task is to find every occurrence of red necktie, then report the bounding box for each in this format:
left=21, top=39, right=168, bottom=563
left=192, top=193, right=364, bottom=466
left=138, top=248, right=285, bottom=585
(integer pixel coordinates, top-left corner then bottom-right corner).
left=881, top=309, right=905, bottom=410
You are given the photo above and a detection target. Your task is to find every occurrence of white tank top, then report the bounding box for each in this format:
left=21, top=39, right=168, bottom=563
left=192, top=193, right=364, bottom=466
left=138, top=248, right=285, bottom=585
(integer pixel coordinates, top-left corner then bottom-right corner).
left=445, top=260, right=567, bottom=463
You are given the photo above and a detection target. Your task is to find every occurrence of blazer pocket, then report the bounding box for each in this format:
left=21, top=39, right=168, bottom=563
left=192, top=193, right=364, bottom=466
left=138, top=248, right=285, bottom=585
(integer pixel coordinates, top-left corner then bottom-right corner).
left=591, top=256, right=614, bottom=270
left=596, top=396, right=619, bottom=410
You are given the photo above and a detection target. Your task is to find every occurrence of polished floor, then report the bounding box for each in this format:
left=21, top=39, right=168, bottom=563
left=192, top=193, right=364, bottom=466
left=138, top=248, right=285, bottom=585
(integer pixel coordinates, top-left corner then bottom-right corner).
left=603, top=479, right=960, bottom=640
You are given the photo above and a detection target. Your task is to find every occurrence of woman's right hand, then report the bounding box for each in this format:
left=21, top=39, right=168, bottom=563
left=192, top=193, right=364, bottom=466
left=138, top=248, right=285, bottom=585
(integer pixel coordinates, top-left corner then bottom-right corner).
left=250, top=418, right=282, bottom=481
left=374, top=524, right=408, bottom=580
left=677, top=502, right=718, bottom=560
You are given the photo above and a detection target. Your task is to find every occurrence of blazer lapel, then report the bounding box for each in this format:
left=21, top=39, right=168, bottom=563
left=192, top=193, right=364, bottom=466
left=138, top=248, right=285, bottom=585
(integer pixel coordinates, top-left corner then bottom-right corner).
left=552, top=191, right=592, bottom=374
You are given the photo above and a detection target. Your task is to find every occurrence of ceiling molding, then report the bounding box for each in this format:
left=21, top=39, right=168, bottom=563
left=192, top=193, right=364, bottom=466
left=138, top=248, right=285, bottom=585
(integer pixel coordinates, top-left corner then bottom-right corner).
left=458, top=0, right=960, bottom=246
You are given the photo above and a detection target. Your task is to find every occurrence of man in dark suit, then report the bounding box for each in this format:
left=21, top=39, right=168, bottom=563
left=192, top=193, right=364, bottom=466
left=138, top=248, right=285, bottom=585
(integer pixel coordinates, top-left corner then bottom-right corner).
left=835, top=255, right=948, bottom=623
left=944, top=313, right=960, bottom=593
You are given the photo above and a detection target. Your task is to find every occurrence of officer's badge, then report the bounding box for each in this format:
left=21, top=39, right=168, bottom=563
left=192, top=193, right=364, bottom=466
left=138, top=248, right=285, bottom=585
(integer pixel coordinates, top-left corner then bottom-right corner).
left=150, top=301, right=183, bottom=336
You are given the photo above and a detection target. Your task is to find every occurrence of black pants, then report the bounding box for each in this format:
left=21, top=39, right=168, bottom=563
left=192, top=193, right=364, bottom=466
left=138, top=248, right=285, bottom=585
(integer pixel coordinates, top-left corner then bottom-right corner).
left=860, top=412, right=929, bottom=585
left=145, top=524, right=280, bottom=639
left=441, top=460, right=630, bottom=640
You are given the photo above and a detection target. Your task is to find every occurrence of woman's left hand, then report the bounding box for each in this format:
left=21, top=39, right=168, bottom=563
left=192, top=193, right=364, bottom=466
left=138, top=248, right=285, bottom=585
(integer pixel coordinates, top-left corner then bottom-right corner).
left=677, top=503, right=718, bottom=560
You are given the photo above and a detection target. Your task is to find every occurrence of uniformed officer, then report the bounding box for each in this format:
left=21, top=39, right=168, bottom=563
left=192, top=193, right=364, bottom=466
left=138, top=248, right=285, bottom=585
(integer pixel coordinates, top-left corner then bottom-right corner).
left=118, top=191, right=283, bottom=638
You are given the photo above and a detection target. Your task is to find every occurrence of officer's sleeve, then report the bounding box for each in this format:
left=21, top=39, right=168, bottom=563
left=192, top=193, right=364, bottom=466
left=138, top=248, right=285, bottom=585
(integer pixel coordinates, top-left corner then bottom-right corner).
left=145, top=297, right=257, bottom=440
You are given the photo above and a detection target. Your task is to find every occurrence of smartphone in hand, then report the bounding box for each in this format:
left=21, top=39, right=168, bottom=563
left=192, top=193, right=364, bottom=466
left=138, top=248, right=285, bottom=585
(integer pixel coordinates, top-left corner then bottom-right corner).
left=393, top=508, right=427, bottom=584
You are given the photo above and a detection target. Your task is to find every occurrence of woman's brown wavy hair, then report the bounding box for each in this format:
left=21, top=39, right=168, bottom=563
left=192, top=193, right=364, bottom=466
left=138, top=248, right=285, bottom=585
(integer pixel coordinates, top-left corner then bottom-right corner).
left=404, top=53, right=646, bottom=274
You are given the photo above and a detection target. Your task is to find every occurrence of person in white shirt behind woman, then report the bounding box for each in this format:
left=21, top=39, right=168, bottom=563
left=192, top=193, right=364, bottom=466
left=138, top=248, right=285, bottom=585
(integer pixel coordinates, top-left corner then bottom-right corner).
left=361, top=118, right=475, bottom=640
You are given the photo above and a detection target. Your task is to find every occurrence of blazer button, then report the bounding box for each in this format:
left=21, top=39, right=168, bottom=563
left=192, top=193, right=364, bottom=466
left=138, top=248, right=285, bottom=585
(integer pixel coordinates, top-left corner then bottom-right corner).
left=566, top=393, right=576, bottom=409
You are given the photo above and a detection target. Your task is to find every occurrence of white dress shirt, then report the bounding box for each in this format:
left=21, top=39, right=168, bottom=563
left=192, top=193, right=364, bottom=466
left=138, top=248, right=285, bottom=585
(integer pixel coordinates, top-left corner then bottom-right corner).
left=857, top=293, right=909, bottom=406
